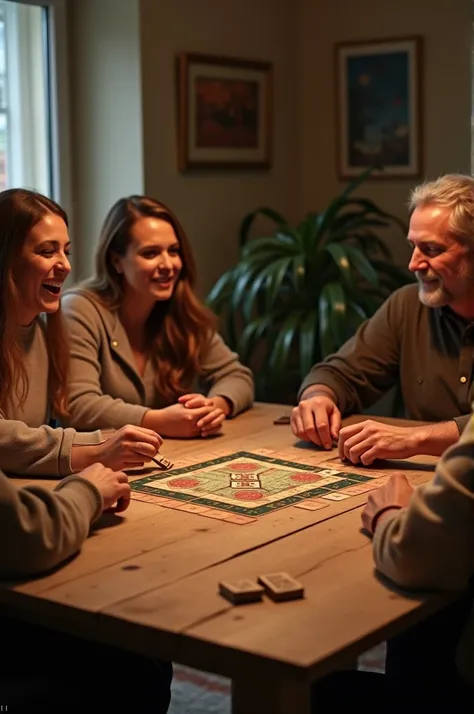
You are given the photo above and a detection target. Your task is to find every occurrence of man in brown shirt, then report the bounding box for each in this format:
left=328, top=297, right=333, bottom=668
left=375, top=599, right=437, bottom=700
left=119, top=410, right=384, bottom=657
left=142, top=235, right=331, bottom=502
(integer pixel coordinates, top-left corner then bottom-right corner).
left=292, top=173, right=474, bottom=465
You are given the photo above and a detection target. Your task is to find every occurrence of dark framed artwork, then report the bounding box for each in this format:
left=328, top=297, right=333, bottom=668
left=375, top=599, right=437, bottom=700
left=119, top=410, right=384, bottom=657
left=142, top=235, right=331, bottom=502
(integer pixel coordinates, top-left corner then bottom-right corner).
left=335, top=36, right=423, bottom=179
left=176, top=52, right=273, bottom=171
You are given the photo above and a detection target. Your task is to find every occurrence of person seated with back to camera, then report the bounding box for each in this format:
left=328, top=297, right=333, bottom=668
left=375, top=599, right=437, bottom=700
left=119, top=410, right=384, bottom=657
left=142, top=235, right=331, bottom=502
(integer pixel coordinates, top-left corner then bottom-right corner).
left=60, top=194, right=254, bottom=437
left=0, top=463, right=172, bottom=714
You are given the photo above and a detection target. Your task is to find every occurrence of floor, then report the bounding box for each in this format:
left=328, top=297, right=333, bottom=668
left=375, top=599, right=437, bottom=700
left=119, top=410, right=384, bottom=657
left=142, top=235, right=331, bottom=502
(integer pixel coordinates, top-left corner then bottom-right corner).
left=168, top=644, right=386, bottom=713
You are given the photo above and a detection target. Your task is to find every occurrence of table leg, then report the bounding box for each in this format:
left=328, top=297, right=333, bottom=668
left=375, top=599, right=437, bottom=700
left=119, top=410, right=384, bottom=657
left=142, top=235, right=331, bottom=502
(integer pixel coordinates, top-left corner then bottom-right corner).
left=231, top=675, right=311, bottom=714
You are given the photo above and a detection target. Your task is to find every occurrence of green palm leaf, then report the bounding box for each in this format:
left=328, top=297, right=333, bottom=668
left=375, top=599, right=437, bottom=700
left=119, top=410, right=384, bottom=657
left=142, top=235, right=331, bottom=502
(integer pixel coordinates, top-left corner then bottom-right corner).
left=324, top=243, right=353, bottom=287
left=242, top=271, right=268, bottom=320
left=344, top=244, right=379, bottom=285
left=268, top=312, right=302, bottom=380
left=299, top=309, right=318, bottom=375
left=208, top=168, right=413, bottom=401
left=241, top=234, right=299, bottom=258
left=207, top=268, right=235, bottom=310
left=239, top=207, right=289, bottom=247
left=237, top=314, right=274, bottom=363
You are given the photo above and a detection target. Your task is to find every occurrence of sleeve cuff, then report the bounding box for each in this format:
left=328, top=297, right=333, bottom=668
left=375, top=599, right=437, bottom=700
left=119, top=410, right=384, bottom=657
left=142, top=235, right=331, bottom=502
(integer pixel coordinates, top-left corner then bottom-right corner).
left=453, top=415, right=471, bottom=434
left=371, top=505, right=403, bottom=534
left=54, top=475, right=103, bottom=522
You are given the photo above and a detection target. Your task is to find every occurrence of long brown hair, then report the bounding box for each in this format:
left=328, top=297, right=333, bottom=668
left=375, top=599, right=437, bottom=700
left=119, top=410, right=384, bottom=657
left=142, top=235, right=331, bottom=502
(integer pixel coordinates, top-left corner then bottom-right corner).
left=80, top=195, right=217, bottom=401
left=0, top=188, right=70, bottom=418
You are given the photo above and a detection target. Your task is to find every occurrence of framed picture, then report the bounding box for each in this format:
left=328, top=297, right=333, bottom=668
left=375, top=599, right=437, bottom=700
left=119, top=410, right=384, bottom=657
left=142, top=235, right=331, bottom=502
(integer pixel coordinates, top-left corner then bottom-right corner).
left=335, top=36, right=423, bottom=179
left=176, top=52, right=273, bottom=171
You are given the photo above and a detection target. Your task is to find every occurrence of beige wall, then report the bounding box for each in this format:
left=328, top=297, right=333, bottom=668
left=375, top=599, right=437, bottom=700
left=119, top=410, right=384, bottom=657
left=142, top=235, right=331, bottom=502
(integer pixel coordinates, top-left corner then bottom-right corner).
left=138, top=0, right=298, bottom=297
left=67, top=0, right=298, bottom=294
left=297, top=0, right=473, bottom=267
left=68, top=0, right=144, bottom=280
left=67, top=0, right=472, bottom=287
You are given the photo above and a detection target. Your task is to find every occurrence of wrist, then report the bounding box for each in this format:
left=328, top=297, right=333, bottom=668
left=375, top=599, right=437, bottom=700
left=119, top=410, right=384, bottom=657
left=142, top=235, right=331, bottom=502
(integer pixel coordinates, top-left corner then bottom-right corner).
left=212, top=396, right=232, bottom=416
left=70, top=444, right=97, bottom=473
left=414, top=421, right=459, bottom=456
left=371, top=506, right=403, bottom=534
left=300, top=385, right=337, bottom=405
left=141, top=409, right=162, bottom=431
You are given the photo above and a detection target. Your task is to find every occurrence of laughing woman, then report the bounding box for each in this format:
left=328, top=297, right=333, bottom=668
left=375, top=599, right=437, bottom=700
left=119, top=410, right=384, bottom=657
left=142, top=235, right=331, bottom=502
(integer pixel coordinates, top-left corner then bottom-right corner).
left=0, top=189, right=163, bottom=477
left=0, top=188, right=171, bottom=713
left=61, top=195, right=254, bottom=436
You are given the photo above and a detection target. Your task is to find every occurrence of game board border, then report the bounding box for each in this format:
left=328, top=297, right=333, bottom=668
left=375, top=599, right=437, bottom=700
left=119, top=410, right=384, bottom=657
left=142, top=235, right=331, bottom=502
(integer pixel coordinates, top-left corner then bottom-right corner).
left=130, top=451, right=374, bottom=517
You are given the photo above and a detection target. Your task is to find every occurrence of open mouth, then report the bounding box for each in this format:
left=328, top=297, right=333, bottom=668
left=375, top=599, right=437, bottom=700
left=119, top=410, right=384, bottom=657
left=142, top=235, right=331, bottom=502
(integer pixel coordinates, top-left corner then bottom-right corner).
left=42, top=283, right=62, bottom=295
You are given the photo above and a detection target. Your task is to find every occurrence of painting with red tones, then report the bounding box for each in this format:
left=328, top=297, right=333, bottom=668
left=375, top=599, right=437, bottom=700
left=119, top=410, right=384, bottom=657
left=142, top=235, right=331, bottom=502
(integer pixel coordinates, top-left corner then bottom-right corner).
left=195, top=77, right=259, bottom=149
left=177, top=52, right=272, bottom=170
left=335, top=37, right=423, bottom=179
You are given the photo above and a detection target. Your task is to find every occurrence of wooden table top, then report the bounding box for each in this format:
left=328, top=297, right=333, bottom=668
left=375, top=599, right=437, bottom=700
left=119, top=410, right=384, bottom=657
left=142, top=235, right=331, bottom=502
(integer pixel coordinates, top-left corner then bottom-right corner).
left=0, top=403, right=448, bottom=712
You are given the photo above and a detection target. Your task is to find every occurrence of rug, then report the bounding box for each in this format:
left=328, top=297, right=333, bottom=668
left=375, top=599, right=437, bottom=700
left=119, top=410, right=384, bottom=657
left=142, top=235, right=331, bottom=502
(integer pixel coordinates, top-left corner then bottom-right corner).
left=168, top=645, right=386, bottom=712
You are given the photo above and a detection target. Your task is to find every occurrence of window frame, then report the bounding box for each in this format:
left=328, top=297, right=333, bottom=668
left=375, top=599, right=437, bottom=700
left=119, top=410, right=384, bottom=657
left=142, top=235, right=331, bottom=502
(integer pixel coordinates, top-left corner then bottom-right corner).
left=10, top=0, right=73, bottom=226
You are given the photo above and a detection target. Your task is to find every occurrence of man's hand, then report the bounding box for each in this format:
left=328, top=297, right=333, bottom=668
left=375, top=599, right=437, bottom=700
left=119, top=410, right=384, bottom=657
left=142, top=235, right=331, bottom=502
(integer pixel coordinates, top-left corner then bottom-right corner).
left=361, top=472, right=414, bottom=534
left=291, top=394, right=341, bottom=449
left=79, top=462, right=131, bottom=513
left=338, top=420, right=423, bottom=465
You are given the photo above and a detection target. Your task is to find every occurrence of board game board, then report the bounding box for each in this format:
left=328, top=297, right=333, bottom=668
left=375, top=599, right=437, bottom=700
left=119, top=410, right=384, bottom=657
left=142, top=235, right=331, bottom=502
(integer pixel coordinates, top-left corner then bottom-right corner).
left=130, top=450, right=387, bottom=524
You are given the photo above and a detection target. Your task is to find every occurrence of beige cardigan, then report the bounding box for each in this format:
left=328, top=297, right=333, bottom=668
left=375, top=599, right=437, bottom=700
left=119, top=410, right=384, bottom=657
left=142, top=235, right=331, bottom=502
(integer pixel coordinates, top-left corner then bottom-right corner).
left=0, top=470, right=102, bottom=578
left=373, top=415, right=474, bottom=684
left=61, top=289, right=254, bottom=431
left=0, top=319, right=101, bottom=477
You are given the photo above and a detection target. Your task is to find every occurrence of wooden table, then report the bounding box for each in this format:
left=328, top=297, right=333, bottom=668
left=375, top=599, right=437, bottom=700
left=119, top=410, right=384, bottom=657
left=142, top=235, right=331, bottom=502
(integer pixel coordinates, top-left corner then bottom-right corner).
left=0, top=403, right=450, bottom=713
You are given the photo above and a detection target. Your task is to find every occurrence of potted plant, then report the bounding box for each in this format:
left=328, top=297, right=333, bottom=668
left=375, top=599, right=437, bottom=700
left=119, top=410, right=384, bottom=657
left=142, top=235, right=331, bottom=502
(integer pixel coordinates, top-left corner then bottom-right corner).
left=207, top=168, right=415, bottom=402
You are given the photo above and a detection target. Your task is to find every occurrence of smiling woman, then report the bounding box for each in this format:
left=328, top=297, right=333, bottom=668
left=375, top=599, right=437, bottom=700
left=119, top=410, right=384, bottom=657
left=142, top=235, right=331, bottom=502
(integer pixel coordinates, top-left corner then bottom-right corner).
left=0, top=188, right=165, bottom=478
left=15, top=212, right=71, bottom=325
left=60, top=194, right=254, bottom=437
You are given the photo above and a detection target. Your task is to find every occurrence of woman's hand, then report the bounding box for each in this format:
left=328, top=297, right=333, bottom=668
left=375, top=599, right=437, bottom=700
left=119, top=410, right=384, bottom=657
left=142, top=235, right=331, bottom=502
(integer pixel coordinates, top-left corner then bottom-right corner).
left=143, top=400, right=225, bottom=438
left=179, top=393, right=230, bottom=436
left=72, top=425, right=163, bottom=472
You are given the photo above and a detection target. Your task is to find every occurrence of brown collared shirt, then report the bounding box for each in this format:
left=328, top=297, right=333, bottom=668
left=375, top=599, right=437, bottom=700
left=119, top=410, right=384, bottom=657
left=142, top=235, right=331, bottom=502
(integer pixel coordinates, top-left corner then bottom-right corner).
left=298, top=284, right=474, bottom=433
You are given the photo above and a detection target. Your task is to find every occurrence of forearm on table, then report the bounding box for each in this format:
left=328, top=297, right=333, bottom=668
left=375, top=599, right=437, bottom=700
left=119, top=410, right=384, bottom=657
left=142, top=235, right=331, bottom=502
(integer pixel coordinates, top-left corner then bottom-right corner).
left=413, top=420, right=461, bottom=456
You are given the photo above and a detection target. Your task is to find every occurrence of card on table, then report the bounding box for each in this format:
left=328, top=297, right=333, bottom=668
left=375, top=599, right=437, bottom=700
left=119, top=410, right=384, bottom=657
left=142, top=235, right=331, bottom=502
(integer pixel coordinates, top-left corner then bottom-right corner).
left=257, top=572, right=305, bottom=601
left=218, top=579, right=264, bottom=605
left=273, top=415, right=291, bottom=425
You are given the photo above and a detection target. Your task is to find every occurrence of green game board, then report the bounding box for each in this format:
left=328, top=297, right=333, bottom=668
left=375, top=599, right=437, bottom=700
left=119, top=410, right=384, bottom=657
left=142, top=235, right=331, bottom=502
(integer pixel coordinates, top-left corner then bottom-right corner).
left=130, top=450, right=375, bottom=518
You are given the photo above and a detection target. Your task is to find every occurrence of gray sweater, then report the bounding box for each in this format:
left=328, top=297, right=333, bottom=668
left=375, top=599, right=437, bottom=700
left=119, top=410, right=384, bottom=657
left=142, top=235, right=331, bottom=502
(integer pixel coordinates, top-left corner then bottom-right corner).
left=0, top=319, right=102, bottom=477
left=60, top=289, right=254, bottom=431
left=373, top=415, right=474, bottom=685
left=0, top=470, right=102, bottom=578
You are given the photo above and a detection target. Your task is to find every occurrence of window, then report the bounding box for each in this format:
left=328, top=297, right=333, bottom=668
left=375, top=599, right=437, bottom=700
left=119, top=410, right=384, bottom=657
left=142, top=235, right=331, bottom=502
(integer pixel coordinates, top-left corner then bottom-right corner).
left=2, top=0, right=55, bottom=195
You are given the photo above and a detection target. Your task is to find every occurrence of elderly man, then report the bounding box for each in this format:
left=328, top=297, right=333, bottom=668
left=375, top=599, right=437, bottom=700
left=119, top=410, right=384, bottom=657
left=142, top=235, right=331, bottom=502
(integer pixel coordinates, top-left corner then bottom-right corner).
left=292, top=173, right=474, bottom=465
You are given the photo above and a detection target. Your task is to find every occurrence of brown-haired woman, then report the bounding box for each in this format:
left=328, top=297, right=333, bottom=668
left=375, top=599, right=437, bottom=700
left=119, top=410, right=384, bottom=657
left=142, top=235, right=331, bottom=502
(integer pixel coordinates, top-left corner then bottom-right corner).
left=61, top=195, right=254, bottom=436
left=0, top=189, right=171, bottom=712
left=0, top=188, right=163, bottom=476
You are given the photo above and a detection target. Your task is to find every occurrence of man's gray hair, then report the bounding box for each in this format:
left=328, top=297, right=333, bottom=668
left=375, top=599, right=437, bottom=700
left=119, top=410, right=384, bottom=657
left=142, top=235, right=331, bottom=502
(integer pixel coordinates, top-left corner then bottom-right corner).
left=409, top=173, right=474, bottom=244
